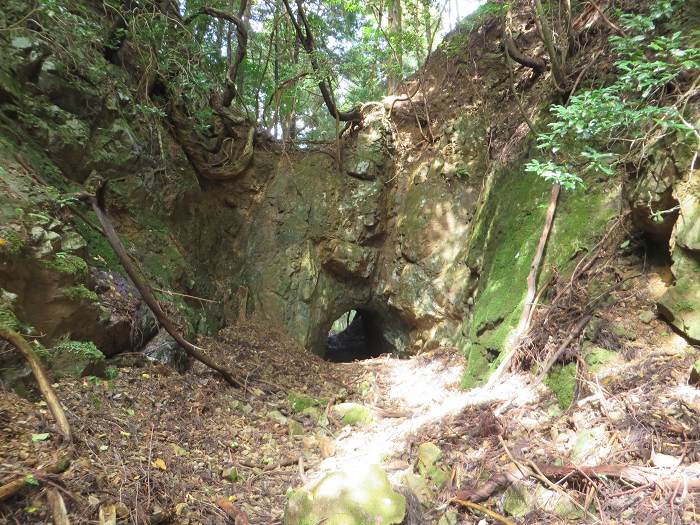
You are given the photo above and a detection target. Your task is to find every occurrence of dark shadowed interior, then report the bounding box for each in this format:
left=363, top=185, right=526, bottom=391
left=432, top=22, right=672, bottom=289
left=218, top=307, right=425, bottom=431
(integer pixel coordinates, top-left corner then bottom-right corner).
left=325, top=309, right=395, bottom=362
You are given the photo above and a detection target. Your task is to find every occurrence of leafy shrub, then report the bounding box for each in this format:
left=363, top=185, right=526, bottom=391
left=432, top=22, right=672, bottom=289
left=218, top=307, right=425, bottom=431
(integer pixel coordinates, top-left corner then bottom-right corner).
left=527, top=0, right=699, bottom=189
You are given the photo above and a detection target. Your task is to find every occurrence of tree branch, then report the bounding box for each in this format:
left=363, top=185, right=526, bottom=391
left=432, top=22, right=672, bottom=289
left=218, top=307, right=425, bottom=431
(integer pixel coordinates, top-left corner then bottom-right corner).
left=183, top=6, right=249, bottom=107
left=0, top=328, right=72, bottom=443
left=280, top=0, right=361, bottom=122
left=82, top=183, right=243, bottom=387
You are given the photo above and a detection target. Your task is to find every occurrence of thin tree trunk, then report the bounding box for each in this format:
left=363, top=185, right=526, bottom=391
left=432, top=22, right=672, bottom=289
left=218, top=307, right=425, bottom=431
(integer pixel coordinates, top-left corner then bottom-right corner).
left=387, top=0, right=402, bottom=94
left=532, top=0, right=567, bottom=90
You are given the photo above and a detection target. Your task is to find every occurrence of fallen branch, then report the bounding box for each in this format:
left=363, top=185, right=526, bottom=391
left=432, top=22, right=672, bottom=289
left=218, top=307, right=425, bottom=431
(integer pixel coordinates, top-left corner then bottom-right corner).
left=534, top=314, right=592, bottom=385
left=536, top=463, right=700, bottom=492
left=82, top=182, right=243, bottom=388
left=0, top=328, right=72, bottom=443
left=452, top=499, right=515, bottom=525
left=47, top=488, right=70, bottom=525
left=0, top=455, right=72, bottom=502
left=454, top=471, right=521, bottom=502
left=487, top=183, right=561, bottom=387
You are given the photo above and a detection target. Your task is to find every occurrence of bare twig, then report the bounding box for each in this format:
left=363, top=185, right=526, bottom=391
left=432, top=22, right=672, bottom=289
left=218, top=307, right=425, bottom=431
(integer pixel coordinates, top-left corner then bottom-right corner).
left=534, top=314, right=592, bottom=385
left=452, top=499, right=515, bottom=525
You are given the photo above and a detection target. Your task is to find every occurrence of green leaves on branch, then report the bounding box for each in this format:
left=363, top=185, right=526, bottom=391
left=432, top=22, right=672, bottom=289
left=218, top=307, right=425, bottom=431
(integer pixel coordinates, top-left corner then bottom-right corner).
left=527, top=0, right=699, bottom=190
left=524, top=160, right=582, bottom=191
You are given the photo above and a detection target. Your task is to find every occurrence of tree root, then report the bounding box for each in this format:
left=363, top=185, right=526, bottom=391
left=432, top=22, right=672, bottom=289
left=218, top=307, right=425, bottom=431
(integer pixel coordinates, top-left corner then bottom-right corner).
left=0, top=328, right=72, bottom=443
left=81, top=182, right=244, bottom=388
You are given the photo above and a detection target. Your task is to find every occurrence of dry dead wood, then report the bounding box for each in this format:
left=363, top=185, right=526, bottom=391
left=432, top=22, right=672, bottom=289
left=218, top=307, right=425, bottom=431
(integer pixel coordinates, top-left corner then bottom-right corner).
left=537, top=463, right=700, bottom=492
left=534, top=314, right=592, bottom=384
left=47, top=488, right=70, bottom=525
left=0, top=328, right=72, bottom=443
left=452, top=499, right=515, bottom=525
left=0, top=455, right=72, bottom=502
left=82, top=182, right=243, bottom=388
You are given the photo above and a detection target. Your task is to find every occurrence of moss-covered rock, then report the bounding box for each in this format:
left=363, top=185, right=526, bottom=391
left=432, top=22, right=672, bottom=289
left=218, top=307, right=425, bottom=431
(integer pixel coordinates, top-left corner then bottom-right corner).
left=284, top=465, right=406, bottom=525
left=583, top=342, right=621, bottom=374
left=288, top=392, right=325, bottom=413
left=333, top=403, right=374, bottom=426
left=458, top=163, right=617, bottom=387
left=61, top=284, right=98, bottom=303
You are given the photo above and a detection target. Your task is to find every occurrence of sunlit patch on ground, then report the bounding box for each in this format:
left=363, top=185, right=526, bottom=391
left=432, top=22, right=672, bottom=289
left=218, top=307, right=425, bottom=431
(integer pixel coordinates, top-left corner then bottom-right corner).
left=309, top=350, right=539, bottom=484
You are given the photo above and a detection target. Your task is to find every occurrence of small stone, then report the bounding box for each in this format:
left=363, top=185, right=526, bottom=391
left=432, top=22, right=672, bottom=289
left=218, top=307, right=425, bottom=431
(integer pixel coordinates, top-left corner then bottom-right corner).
left=29, top=226, right=46, bottom=243
left=503, top=483, right=532, bottom=517
left=333, top=402, right=373, bottom=426
left=417, top=442, right=442, bottom=474
left=638, top=310, right=655, bottom=324
left=222, top=466, right=240, bottom=482
left=285, top=465, right=405, bottom=525
left=267, top=410, right=288, bottom=425
left=437, top=508, right=458, bottom=525
left=301, top=406, right=322, bottom=422
left=61, top=231, right=87, bottom=252
left=612, top=324, right=637, bottom=341
left=11, top=36, right=33, bottom=49
left=288, top=419, right=304, bottom=436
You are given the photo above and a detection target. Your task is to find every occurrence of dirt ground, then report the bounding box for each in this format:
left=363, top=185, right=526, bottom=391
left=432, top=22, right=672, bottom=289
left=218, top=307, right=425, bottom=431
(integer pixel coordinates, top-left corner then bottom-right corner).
left=2, top=251, right=700, bottom=525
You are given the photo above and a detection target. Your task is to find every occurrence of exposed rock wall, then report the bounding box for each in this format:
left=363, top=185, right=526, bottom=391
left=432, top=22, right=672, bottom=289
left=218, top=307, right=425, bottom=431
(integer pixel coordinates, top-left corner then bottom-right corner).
left=1, top=0, right=698, bottom=388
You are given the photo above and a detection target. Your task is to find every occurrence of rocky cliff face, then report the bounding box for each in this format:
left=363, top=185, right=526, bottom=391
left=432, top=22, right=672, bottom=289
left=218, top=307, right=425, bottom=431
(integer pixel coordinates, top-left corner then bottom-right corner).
left=0, top=0, right=698, bottom=387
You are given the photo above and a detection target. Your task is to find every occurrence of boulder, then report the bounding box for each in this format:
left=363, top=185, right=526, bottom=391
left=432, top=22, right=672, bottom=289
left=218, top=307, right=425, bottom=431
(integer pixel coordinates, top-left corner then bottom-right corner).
left=142, top=330, right=188, bottom=372
left=284, top=464, right=405, bottom=525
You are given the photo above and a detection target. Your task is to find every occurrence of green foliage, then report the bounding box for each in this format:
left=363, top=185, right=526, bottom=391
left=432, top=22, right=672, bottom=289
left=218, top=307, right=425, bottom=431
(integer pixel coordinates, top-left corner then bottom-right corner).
left=527, top=0, right=699, bottom=189
left=0, top=229, right=25, bottom=255
left=52, top=340, right=104, bottom=361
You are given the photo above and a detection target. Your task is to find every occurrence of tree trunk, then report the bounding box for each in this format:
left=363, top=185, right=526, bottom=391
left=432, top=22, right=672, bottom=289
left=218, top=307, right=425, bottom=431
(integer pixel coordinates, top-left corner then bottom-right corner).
left=387, top=0, right=402, bottom=94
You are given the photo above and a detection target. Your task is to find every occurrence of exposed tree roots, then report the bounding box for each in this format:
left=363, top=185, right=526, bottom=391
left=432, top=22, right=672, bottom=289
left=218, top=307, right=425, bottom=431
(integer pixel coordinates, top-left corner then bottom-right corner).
left=0, top=455, right=72, bottom=503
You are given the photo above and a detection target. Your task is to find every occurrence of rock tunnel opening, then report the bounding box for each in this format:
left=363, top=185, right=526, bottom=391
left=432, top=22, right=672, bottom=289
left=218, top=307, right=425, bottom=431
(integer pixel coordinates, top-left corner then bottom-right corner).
left=324, top=309, right=396, bottom=362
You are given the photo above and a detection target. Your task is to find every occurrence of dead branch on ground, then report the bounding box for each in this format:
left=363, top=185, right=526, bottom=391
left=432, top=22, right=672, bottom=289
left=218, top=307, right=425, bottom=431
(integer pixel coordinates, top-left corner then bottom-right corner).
left=0, top=328, right=72, bottom=443
left=0, top=455, right=72, bottom=502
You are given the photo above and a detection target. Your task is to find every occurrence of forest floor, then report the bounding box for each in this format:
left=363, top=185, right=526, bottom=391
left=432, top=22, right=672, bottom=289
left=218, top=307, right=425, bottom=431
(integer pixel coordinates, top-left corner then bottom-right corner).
left=2, top=255, right=700, bottom=525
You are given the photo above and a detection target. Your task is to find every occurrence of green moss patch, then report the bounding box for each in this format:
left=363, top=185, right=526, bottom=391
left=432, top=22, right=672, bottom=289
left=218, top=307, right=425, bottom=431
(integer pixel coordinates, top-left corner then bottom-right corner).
left=459, top=162, right=617, bottom=387
left=62, top=285, right=98, bottom=302
left=545, top=363, right=577, bottom=409
left=288, top=392, right=325, bottom=413
left=43, top=252, right=88, bottom=276
left=48, top=340, right=105, bottom=378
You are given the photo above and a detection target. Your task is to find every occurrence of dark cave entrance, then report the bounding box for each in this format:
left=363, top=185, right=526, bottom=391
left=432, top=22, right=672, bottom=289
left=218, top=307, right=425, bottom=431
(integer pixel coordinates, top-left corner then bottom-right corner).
left=324, top=309, right=396, bottom=362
